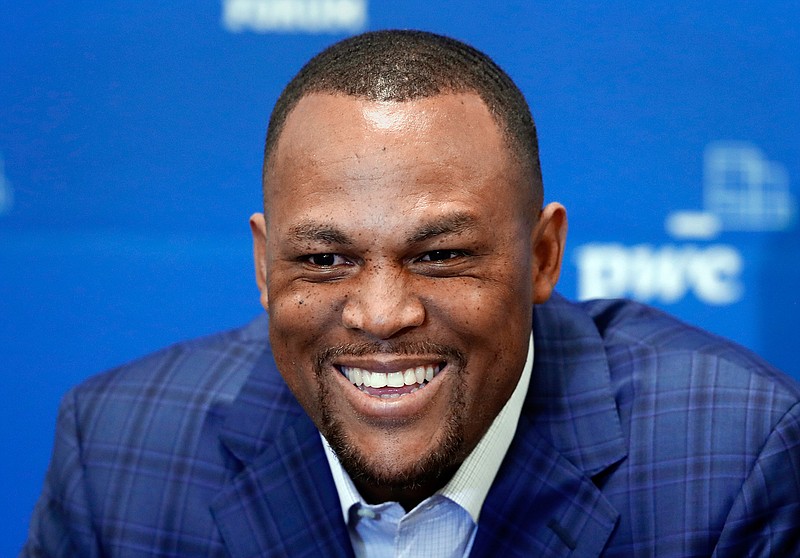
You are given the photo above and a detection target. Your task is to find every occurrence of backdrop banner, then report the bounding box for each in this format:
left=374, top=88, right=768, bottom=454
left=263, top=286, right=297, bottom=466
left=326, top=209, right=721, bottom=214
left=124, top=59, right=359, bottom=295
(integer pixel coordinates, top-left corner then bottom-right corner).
left=2, top=2, right=797, bottom=553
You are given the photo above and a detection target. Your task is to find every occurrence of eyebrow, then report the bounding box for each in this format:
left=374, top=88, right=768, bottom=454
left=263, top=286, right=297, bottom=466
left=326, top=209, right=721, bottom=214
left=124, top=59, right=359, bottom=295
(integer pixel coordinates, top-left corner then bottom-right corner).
left=407, top=212, right=479, bottom=243
left=285, top=211, right=479, bottom=247
left=287, top=222, right=353, bottom=246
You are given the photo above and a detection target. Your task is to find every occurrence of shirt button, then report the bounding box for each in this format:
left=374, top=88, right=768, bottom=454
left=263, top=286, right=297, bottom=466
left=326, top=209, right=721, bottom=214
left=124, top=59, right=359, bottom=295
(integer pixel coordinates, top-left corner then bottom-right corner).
left=357, top=508, right=377, bottom=519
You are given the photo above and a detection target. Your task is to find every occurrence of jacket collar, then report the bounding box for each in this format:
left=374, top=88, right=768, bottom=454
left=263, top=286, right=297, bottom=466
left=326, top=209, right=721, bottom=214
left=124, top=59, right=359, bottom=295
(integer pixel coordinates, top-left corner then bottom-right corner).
left=527, top=293, right=627, bottom=476
left=212, top=315, right=354, bottom=557
left=214, top=314, right=303, bottom=464
left=471, top=293, right=626, bottom=556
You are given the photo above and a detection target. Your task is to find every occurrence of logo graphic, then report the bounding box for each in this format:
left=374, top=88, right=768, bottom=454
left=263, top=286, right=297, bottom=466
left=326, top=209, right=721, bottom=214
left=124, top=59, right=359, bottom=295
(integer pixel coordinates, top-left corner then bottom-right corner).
left=575, top=243, right=743, bottom=305
left=666, top=142, right=795, bottom=239
left=574, top=143, right=793, bottom=306
left=0, top=155, right=13, bottom=216
left=222, top=0, right=367, bottom=33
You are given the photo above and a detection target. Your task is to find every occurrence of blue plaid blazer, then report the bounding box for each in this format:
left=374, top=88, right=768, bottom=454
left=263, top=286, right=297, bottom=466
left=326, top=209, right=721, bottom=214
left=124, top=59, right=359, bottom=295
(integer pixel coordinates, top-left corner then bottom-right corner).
left=22, top=294, right=800, bottom=557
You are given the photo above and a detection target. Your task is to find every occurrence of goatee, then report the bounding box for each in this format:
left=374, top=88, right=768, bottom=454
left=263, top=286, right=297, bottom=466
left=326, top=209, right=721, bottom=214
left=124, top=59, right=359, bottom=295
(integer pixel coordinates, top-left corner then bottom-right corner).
left=314, top=341, right=468, bottom=497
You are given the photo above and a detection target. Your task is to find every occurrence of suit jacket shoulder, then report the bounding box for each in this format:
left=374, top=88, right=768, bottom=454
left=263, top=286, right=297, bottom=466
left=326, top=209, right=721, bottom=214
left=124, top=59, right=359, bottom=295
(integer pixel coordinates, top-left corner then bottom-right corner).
left=23, top=313, right=352, bottom=558
left=23, top=315, right=274, bottom=557
left=473, top=295, right=800, bottom=557
left=588, top=298, right=800, bottom=555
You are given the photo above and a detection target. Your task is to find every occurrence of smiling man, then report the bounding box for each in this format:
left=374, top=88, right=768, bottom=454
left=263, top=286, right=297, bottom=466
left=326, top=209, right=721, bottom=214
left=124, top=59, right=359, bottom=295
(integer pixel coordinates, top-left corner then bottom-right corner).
left=251, top=87, right=561, bottom=514
left=23, top=30, right=800, bottom=557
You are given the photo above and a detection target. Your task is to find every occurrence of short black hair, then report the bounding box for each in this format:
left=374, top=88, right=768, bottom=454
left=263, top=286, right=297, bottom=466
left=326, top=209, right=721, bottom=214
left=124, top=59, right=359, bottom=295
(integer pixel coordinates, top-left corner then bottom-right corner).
left=263, top=29, right=542, bottom=209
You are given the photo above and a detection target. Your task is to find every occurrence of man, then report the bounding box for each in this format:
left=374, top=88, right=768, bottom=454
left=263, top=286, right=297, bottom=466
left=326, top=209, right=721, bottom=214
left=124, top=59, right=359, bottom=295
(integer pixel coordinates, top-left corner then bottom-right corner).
left=23, top=30, right=800, bottom=557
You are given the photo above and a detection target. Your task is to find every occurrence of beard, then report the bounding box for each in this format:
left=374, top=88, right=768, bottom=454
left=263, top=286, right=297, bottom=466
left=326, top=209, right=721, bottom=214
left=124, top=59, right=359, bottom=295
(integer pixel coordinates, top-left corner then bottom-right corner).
left=313, top=341, right=469, bottom=495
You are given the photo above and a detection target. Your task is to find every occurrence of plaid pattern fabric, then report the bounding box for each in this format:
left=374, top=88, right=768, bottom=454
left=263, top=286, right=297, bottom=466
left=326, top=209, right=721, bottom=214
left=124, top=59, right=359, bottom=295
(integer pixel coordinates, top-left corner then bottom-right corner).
left=471, top=297, right=800, bottom=557
left=21, top=294, right=800, bottom=557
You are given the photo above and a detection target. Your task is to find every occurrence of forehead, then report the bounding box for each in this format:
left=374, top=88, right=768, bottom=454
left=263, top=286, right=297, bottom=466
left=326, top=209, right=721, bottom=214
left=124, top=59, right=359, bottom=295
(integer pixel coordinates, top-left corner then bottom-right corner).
left=270, top=91, right=515, bottom=170
left=264, top=92, right=526, bottom=225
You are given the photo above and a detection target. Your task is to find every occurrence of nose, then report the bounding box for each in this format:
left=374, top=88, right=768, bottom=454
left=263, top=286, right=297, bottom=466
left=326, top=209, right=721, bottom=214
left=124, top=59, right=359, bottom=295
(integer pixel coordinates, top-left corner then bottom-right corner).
left=342, top=263, right=425, bottom=339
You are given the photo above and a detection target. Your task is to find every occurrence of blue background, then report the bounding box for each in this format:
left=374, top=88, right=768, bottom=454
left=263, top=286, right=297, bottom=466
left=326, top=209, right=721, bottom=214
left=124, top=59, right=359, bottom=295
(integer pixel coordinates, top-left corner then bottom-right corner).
left=2, top=1, right=798, bottom=553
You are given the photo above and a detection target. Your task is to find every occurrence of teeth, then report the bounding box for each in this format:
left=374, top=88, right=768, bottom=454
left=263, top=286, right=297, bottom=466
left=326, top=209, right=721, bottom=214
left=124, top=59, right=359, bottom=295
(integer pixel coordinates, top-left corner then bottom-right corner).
left=341, top=364, right=441, bottom=392
left=387, top=372, right=404, bottom=387
left=370, top=373, right=388, bottom=388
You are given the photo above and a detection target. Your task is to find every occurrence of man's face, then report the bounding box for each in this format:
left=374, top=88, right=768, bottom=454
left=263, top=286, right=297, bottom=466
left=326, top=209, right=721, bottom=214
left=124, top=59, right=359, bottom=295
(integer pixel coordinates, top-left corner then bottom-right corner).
left=252, top=92, right=565, bottom=505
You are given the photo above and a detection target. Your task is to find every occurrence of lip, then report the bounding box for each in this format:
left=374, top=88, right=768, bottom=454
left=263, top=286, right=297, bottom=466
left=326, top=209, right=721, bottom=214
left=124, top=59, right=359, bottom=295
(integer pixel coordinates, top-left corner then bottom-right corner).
left=330, top=358, right=449, bottom=421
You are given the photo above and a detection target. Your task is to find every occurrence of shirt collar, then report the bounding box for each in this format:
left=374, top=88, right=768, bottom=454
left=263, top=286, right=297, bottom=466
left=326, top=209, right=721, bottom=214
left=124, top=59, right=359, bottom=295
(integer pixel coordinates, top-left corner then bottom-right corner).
left=322, top=333, right=535, bottom=524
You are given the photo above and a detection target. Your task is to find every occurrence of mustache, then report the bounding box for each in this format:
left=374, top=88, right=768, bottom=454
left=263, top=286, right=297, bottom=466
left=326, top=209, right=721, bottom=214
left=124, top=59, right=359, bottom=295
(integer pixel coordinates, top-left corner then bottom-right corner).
left=315, top=341, right=467, bottom=370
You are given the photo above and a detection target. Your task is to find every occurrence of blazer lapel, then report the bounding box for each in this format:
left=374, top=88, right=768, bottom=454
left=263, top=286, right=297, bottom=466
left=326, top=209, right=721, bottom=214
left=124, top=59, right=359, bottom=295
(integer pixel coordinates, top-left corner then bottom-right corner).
left=472, top=294, right=628, bottom=557
left=470, top=416, right=620, bottom=558
left=210, top=339, right=354, bottom=558
left=211, top=415, right=353, bottom=558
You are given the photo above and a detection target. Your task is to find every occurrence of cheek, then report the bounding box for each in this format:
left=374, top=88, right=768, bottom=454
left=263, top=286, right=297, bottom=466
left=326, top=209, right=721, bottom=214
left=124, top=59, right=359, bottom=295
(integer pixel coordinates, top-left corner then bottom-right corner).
left=425, top=273, right=531, bottom=333
left=266, top=286, right=344, bottom=402
left=425, top=277, right=530, bottom=406
left=269, top=283, right=344, bottom=335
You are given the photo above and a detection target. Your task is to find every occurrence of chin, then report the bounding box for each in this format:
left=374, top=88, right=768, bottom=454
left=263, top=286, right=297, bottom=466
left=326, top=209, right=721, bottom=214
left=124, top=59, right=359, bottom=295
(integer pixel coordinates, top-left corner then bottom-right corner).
left=320, top=399, right=467, bottom=494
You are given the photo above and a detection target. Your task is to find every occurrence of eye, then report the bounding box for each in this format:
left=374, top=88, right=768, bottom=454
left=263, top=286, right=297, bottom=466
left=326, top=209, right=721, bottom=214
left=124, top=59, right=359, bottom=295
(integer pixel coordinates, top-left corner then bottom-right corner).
left=305, top=253, right=349, bottom=267
left=417, top=250, right=464, bottom=262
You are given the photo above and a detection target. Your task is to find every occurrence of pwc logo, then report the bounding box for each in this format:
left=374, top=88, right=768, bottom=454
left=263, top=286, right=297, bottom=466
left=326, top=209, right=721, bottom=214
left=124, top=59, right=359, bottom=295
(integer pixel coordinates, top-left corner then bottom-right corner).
left=574, top=143, right=795, bottom=306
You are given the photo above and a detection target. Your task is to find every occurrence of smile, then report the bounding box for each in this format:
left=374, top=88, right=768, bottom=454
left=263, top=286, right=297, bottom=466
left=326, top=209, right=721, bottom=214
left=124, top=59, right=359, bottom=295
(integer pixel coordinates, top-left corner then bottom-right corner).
left=339, top=364, right=442, bottom=398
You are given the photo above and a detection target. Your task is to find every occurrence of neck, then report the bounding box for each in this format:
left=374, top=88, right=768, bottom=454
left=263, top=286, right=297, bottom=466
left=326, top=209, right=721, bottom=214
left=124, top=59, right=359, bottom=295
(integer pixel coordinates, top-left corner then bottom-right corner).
left=356, top=466, right=458, bottom=512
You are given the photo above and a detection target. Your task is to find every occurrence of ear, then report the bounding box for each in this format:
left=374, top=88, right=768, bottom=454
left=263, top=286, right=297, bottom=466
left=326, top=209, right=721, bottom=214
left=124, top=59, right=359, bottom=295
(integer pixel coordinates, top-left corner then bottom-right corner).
left=531, top=202, right=568, bottom=304
left=249, top=213, right=269, bottom=311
